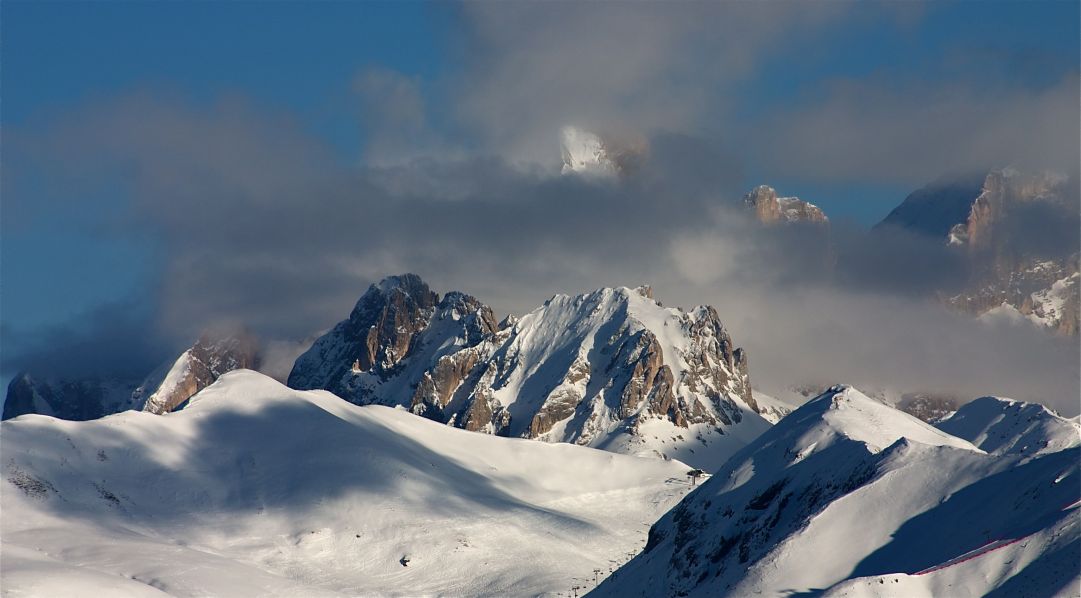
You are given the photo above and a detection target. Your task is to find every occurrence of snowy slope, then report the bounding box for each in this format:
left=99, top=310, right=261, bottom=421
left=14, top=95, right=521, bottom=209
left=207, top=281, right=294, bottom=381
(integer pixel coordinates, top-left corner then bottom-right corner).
left=936, top=395, right=1081, bottom=458
left=592, top=385, right=1080, bottom=597
left=2, top=370, right=697, bottom=597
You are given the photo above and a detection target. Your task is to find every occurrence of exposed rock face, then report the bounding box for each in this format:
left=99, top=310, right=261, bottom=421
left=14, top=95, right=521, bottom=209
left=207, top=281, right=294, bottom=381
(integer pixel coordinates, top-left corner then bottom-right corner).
left=743, top=185, right=828, bottom=224
left=878, top=168, right=1080, bottom=335
left=288, top=275, right=764, bottom=468
left=947, top=169, right=1070, bottom=251
left=288, top=274, right=447, bottom=398
left=141, top=332, right=261, bottom=415
left=289, top=276, right=499, bottom=409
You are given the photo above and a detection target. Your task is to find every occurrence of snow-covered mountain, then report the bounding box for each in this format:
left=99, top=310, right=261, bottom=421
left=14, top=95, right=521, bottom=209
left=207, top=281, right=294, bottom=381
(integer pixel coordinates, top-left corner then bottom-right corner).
left=936, top=395, right=1081, bottom=458
left=743, top=185, right=829, bottom=224
left=1, top=370, right=695, bottom=597
left=592, top=385, right=1080, bottom=597
left=559, top=126, right=644, bottom=177
left=289, top=275, right=769, bottom=470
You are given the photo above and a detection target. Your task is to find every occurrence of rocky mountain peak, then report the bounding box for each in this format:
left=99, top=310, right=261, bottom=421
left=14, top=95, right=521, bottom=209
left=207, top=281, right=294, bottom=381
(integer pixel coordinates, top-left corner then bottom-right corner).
left=743, top=185, right=828, bottom=224
left=288, top=279, right=766, bottom=469
left=341, top=274, right=439, bottom=374
left=288, top=274, right=490, bottom=400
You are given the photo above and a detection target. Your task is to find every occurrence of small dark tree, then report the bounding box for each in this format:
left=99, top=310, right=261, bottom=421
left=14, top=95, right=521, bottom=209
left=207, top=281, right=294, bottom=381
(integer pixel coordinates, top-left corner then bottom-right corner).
left=687, top=468, right=705, bottom=486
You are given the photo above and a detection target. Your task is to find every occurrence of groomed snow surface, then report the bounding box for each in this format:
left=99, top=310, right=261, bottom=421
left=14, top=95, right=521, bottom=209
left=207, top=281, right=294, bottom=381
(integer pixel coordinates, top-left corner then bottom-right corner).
left=1, top=371, right=695, bottom=597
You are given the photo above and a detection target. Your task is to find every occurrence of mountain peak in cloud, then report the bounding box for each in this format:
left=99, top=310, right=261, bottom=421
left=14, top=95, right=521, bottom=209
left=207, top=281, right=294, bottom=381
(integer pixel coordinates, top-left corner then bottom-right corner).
left=560, top=126, right=618, bottom=176
left=743, top=185, right=829, bottom=224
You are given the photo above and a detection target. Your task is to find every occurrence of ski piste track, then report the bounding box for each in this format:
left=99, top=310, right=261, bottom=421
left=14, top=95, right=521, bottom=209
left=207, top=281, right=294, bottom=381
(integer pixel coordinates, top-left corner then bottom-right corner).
left=914, top=498, right=1080, bottom=576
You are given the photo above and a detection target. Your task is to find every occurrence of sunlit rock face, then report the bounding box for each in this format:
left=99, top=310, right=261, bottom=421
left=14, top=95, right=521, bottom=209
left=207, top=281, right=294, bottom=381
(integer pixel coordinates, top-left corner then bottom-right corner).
left=141, top=332, right=261, bottom=415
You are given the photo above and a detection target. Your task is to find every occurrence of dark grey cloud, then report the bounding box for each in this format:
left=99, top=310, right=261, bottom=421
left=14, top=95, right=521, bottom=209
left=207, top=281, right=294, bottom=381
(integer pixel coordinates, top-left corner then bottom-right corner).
left=1, top=301, right=173, bottom=382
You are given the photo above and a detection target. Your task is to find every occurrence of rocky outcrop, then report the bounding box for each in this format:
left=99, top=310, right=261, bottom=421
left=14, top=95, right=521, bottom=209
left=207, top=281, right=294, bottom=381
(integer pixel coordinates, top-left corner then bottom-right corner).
left=141, top=332, right=261, bottom=415
left=288, top=275, right=764, bottom=467
left=743, top=185, right=828, bottom=225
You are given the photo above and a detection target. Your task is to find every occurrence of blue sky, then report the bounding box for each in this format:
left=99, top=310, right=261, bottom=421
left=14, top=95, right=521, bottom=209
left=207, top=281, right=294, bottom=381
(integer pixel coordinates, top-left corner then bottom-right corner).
left=2, top=1, right=1078, bottom=375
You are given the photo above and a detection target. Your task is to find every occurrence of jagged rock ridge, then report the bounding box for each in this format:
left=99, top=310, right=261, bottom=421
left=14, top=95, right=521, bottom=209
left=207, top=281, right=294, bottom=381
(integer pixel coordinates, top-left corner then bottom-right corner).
left=288, top=275, right=767, bottom=468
